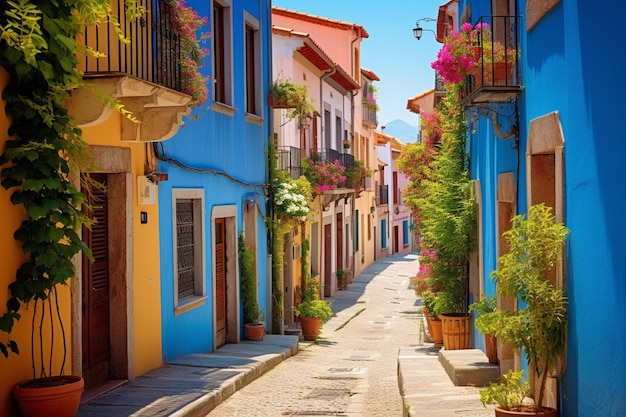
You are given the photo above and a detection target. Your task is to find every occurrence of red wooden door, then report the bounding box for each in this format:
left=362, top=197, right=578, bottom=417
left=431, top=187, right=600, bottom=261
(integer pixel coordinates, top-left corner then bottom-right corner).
left=323, top=223, right=332, bottom=297
left=215, top=218, right=227, bottom=347
left=82, top=173, right=110, bottom=372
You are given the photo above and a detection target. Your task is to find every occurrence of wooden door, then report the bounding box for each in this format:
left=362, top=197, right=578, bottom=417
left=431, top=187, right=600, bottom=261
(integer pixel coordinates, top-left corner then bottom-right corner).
left=215, top=218, right=227, bottom=348
left=82, top=173, right=110, bottom=375
left=336, top=213, right=343, bottom=271
left=323, top=223, right=332, bottom=297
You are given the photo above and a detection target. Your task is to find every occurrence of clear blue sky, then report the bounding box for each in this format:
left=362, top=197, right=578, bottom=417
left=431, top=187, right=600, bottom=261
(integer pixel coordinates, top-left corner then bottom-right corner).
left=271, top=0, right=443, bottom=126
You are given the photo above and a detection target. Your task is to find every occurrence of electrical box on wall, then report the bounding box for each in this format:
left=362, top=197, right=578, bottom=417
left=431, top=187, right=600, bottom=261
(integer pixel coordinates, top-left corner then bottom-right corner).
left=137, top=175, right=156, bottom=205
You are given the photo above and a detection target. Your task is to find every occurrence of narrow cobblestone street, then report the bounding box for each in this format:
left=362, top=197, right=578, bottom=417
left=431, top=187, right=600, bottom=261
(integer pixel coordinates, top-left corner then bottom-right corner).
left=207, top=253, right=424, bottom=417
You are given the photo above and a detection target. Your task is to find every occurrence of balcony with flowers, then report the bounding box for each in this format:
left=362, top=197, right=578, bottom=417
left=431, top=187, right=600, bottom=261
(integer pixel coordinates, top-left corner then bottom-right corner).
left=66, top=0, right=209, bottom=141
left=431, top=16, right=522, bottom=107
left=302, top=153, right=371, bottom=207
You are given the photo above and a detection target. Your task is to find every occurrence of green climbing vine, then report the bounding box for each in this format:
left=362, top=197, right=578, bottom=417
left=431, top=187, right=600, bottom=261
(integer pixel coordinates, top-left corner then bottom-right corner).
left=0, top=0, right=142, bottom=380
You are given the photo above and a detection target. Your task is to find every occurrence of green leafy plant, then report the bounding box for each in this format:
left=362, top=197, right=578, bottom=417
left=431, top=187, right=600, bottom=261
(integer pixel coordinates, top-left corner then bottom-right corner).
left=480, top=370, right=529, bottom=410
left=269, top=77, right=315, bottom=124
left=362, top=84, right=379, bottom=112
left=239, top=233, right=261, bottom=324
left=0, top=0, right=150, bottom=387
left=488, top=203, right=569, bottom=411
left=293, top=299, right=333, bottom=321
left=415, top=82, right=476, bottom=317
left=469, top=295, right=498, bottom=335
left=344, top=160, right=372, bottom=194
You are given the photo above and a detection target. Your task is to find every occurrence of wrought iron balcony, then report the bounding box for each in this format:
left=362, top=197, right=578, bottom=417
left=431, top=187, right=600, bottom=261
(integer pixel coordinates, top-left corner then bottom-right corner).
left=461, top=15, right=523, bottom=107
left=67, top=0, right=191, bottom=141
left=79, top=0, right=182, bottom=92
left=277, top=146, right=302, bottom=180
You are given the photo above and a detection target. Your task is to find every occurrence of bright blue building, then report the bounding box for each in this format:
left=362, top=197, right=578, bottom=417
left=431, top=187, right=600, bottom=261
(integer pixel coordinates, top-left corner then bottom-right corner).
left=434, top=0, right=626, bottom=414
left=156, top=0, right=272, bottom=360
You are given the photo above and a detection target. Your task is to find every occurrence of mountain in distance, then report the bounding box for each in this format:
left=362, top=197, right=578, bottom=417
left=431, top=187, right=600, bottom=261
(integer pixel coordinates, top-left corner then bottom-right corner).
left=380, top=119, right=419, bottom=144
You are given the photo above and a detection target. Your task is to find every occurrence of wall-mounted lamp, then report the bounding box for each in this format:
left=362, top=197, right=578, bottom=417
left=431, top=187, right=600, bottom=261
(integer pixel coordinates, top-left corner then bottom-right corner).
left=395, top=206, right=400, bottom=215
left=413, top=17, right=436, bottom=41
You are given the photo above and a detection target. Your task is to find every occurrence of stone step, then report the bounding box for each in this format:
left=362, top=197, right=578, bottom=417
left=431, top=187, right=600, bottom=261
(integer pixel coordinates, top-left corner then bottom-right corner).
left=438, top=348, right=501, bottom=387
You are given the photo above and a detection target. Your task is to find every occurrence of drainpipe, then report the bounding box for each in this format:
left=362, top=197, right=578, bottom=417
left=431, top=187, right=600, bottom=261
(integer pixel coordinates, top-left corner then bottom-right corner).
left=265, top=0, right=274, bottom=333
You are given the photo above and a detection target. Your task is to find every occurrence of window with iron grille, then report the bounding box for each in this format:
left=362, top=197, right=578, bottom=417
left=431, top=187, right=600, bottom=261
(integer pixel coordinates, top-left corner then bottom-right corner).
left=173, top=189, right=205, bottom=306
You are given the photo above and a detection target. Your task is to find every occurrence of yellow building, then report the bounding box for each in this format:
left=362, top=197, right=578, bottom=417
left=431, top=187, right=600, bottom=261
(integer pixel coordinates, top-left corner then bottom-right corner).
left=0, top=3, right=191, bottom=414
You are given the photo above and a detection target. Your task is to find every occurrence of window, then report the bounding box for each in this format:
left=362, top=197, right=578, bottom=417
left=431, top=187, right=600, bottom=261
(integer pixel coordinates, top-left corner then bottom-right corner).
left=403, top=220, right=409, bottom=246
left=335, top=113, right=342, bottom=150
left=173, top=189, right=205, bottom=307
left=381, top=218, right=387, bottom=249
left=213, top=1, right=232, bottom=105
left=244, top=13, right=261, bottom=115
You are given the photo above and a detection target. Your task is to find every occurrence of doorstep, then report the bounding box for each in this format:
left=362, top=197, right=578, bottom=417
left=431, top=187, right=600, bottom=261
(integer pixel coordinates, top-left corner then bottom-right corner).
left=438, top=348, right=501, bottom=387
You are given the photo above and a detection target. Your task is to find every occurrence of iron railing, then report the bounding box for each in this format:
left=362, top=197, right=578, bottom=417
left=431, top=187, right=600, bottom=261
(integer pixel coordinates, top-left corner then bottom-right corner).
left=376, top=185, right=389, bottom=205
left=277, top=146, right=302, bottom=180
left=464, top=15, right=520, bottom=95
left=79, top=0, right=182, bottom=93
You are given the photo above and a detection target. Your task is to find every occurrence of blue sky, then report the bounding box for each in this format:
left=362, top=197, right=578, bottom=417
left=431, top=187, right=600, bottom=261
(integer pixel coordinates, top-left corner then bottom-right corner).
left=271, top=0, right=443, bottom=126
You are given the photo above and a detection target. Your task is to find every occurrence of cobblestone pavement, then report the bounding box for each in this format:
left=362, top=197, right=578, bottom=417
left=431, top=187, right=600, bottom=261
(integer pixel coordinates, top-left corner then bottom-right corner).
left=207, top=253, right=426, bottom=417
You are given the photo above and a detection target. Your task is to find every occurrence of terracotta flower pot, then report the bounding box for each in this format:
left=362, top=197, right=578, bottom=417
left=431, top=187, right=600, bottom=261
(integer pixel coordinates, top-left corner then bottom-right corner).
left=495, top=406, right=557, bottom=417
left=14, top=375, right=84, bottom=417
left=244, top=323, right=265, bottom=341
left=426, top=316, right=444, bottom=348
left=300, top=316, right=322, bottom=341
left=485, top=333, right=498, bottom=363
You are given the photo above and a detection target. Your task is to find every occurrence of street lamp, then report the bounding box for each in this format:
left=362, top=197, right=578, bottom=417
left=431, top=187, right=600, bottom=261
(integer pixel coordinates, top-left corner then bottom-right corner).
left=413, top=17, right=436, bottom=41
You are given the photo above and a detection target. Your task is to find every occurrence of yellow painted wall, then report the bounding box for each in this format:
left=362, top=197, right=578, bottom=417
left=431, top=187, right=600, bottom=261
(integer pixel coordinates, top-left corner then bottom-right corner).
left=0, top=67, right=163, bottom=416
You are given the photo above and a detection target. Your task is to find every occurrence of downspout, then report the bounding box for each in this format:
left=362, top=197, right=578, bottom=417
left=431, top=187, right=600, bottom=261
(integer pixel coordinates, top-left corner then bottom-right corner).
left=265, top=0, right=274, bottom=333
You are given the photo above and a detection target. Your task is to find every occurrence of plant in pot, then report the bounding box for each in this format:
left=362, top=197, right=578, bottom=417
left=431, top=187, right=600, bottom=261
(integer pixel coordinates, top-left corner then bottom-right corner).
left=480, top=203, right=569, bottom=416
left=239, top=233, right=265, bottom=341
left=336, top=269, right=349, bottom=290
left=469, top=295, right=498, bottom=363
left=268, top=77, right=316, bottom=125
left=293, top=277, right=333, bottom=341
left=480, top=370, right=531, bottom=414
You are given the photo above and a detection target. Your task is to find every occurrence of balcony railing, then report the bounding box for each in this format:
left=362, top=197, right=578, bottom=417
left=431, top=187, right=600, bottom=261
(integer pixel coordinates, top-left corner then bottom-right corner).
left=462, top=15, right=523, bottom=106
left=277, top=146, right=302, bottom=180
left=376, top=185, right=389, bottom=205
left=79, top=0, right=182, bottom=93
left=362, top=103, right=378, bottom=126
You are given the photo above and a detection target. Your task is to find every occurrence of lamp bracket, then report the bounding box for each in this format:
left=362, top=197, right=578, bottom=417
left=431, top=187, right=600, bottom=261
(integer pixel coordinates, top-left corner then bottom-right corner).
left=467, top=102, right=519, bottom=145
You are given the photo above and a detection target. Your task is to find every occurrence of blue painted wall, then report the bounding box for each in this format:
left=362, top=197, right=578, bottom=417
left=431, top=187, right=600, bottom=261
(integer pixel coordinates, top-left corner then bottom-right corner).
left=462, top=0, right=626, bottom=414
left=156, top=0, right=271, bottom=361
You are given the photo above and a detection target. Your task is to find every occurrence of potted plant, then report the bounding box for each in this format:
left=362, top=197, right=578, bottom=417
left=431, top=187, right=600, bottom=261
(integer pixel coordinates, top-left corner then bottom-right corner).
left=480, top=370, right=533, bottom=416
left=268, top=77, right=316, bottom=125
left=239, top=233, right=264, bottom=341
left=336, top=269, right=349, bottom=290
left=469, top=295, right=498, bottom=363
left=483, top=203, right=569, bottom=416
left=293, top=277, right=333, bottom=341
left=362, top=84, right=379, bottom=112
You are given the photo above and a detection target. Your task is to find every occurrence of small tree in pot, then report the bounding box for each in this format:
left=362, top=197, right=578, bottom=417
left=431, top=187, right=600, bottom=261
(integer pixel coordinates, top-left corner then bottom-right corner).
left=480, top=204, right=569, bottom=416
left=293, top=277, right=332, bottom=341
